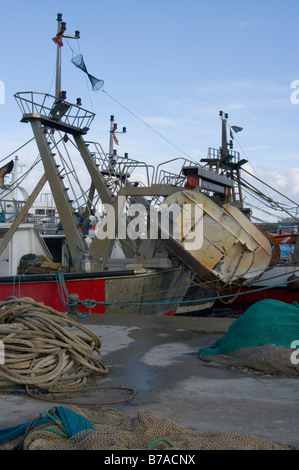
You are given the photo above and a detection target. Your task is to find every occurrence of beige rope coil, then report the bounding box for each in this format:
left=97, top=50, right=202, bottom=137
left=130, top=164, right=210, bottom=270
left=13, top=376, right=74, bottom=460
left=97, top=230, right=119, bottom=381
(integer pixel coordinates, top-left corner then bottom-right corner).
left=0, top=296, right=108, bottom=390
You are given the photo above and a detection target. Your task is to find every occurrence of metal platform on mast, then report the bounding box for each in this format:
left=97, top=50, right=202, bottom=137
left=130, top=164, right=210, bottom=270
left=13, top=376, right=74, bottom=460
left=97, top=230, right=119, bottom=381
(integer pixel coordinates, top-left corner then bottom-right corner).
left=14, top=91, right=95, bottom=135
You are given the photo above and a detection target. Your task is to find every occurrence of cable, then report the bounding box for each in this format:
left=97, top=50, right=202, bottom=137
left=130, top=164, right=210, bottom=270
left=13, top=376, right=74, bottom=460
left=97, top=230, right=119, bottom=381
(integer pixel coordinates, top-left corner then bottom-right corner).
left=102, top=89, right=199, bottom=163
left=0, top=138, right=35, bottom=164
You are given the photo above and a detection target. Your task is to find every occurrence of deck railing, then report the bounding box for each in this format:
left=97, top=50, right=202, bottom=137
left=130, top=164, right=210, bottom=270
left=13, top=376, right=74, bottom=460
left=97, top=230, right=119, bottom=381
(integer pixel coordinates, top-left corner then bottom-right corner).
left=14, top=92, right=95, bottom=131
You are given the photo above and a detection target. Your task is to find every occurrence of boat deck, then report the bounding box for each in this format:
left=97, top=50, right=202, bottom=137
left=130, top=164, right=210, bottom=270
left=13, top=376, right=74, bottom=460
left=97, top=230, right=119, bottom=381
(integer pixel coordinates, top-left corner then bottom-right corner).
left=0, top=313, right=298, bottom=448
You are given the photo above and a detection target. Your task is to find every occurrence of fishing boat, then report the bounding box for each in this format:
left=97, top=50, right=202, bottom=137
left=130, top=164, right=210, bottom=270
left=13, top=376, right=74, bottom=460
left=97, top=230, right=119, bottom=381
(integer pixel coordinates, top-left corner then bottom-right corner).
left=0, top=14, right=297, bottom=316
left=270, top=233, right=297, bottom=244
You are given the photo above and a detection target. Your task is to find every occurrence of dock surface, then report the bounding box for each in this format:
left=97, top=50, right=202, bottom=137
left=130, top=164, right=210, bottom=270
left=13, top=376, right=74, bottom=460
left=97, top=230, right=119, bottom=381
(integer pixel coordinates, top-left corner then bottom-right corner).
left=0, top=313, right=298, bottom=448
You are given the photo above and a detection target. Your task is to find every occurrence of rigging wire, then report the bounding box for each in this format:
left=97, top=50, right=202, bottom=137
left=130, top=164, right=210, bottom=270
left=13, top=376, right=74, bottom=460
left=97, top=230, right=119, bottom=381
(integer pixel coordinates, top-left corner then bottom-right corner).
left=47, top=62, right=57, bottom=96
left=0, top=138, right=35, bottom=165
left=209, top=122, right=299, bottom=219
left=0, top=156, right=42, bottom=200
left=235, top=173, right=299, bottom=222
left=241, top=166, right=299, bottom=212
left=101, top=89, right=199, bottom=164
left=227, top=122, right=299, bottom=219
left=229, top=125, right=287, bottom=197
left=245, top=201, right=285, bottom=221
left=66, top=32, right=193, bottom=159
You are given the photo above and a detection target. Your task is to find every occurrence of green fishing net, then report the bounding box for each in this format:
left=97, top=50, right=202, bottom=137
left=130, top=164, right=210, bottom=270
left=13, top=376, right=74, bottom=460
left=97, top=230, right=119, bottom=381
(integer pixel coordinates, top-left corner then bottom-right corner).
left=199, top=299, right=299, bottom=376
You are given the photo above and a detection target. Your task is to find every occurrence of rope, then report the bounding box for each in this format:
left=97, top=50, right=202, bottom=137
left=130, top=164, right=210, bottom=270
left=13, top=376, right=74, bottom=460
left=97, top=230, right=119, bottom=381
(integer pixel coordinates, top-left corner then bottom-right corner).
left=25, top=385, right=137, bottom=406
left=12, top=276, right=21, bottom=298
left=0, top=297, right=108, bottom=390
left=217, top=285, right=242, bottom=305
left=146, top=437, right=175, bottom=450
left=55, top=271, right=69, bottom=311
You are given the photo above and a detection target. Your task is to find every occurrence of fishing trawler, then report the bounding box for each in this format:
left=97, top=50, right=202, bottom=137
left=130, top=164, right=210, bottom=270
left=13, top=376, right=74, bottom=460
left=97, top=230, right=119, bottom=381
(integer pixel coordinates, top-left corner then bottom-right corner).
left=0, top=14, right=298, bottom=316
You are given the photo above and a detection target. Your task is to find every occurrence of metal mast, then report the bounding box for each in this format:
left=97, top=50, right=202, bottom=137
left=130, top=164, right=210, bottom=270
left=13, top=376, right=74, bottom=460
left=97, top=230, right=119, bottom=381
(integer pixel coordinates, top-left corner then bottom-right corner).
left=55, top=13, right=63, bottom=99
left=54, top=13, right=80, bottom=99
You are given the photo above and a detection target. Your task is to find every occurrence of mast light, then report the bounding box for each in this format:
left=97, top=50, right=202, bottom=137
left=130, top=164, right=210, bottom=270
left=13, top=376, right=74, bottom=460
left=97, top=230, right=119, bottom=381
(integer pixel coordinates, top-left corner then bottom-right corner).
left=59, top=90, right=67, bottom=100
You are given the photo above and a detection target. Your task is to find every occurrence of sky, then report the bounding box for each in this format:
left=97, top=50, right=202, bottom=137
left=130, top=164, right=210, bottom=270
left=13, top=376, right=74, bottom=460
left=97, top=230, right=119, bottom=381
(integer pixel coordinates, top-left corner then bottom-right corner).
left=1, top=0, right=299, bottom=222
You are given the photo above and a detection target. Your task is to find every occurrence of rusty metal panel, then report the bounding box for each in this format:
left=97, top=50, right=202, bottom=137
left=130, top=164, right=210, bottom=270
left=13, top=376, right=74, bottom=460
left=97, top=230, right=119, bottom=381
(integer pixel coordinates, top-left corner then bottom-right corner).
left=223, top=204, right=273, bottom=279
left=257, top=228, right=281, bottom=269
left=158, top=190, right=256, bottom=284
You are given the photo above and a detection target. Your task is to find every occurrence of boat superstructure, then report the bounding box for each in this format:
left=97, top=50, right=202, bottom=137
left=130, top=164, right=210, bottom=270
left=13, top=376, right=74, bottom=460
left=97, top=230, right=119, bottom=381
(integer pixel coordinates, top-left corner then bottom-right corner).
left=0, top=14, right=297, bottom=316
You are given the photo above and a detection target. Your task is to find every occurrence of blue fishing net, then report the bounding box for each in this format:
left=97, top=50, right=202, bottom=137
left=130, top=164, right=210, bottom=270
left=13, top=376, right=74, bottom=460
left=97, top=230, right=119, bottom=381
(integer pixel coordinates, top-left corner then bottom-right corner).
left=0, top=406, right=94, bottom=446
left=71, top=54, right=104, bottom=91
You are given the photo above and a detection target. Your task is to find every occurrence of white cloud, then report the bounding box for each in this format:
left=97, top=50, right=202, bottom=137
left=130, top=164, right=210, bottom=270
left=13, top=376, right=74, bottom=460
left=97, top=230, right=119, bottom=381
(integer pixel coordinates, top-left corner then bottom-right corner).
left=268, top=171, right=288, bottom=189
left=234, top=20, right=260, bottom=29
left=235, top=20, right=250, bottom=29
left=287, top=168, right=299, bottom=197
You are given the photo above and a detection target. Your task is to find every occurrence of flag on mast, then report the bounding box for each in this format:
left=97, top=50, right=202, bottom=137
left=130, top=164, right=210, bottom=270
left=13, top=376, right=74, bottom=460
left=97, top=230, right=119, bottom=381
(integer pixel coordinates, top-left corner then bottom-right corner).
left=52, top=33, right=64, bottom=47
left=113, top=133, right=119, bottom=145
left=112, top=124, right=119, bottom=145
left=231, top=126, right=243, bottom=133
left=230, top=125, right=243, bottom=140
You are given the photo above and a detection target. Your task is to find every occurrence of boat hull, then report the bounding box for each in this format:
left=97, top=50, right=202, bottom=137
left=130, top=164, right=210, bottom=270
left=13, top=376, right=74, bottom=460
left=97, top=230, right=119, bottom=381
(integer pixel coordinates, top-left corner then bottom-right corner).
left=214, top=263, right=299, bottom=308
left=0, top=267, right=201, bottom=316
left=270, top=233, right=297, bottom=244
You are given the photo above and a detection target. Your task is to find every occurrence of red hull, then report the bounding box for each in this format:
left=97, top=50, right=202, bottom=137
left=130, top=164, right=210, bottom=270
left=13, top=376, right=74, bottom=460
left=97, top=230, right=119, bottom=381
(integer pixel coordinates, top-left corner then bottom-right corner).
left=1, top=273, right=298, bottom=316
left=0, top=269, right=181, bottom=316
left=0, top=277, right=106, bottom=314
left=215, top=285, right=299, bottom=309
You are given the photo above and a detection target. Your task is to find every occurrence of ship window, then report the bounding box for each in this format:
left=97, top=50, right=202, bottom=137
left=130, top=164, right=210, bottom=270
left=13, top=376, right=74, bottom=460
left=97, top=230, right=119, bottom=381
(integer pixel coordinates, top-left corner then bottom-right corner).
left=35, top=209, right=45, bottom=215
left=46, top=209, right=55, bottom=216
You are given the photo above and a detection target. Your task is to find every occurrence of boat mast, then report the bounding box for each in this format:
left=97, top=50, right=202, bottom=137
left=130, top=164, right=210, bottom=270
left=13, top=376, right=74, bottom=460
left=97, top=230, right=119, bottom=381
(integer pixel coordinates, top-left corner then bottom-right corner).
left=109, top=115, right=116, bottom=157
left=54, top=13, right=80, bottom=99
left=108, top=115, right=126, bottom=159
left=55, top=13, right=63, bottom=99
left=218, top=111, right=248, bottom=207
left=220, top=111, right=229, bottom=163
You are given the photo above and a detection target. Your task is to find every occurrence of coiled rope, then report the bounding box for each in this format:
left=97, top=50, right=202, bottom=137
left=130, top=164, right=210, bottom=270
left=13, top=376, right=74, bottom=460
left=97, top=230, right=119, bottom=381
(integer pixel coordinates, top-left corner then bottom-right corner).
left=0, top=296, right=108, bottom=390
